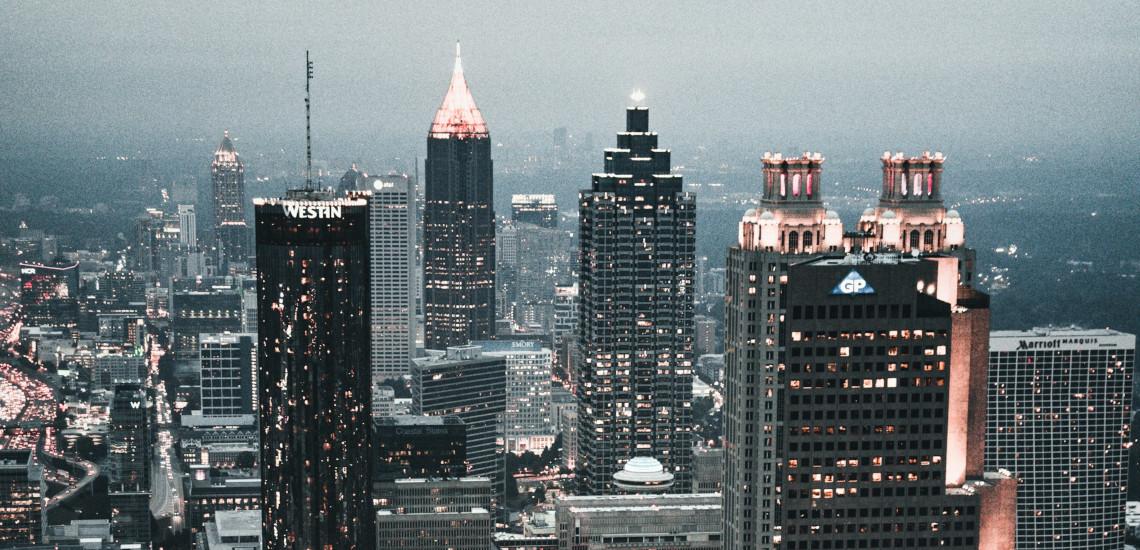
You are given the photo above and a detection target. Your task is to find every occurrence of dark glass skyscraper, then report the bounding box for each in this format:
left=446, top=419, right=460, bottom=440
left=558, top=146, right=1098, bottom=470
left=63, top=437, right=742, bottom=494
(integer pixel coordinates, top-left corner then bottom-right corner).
left=423, top=45, right=495, bottom=350
left=576, top=105, right=696, bottom=495
left=254, top=191, right=373, bottom=549
left=212, top=131, right=248, bottom=266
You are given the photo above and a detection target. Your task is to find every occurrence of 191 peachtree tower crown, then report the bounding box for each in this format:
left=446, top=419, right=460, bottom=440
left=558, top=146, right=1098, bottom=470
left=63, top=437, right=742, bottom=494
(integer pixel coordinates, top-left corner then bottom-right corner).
left=722, top=151, right=1015, bottom=549
left=576, top=101, right=696, bottom=495
left=423, top=43, right=496, bottom=350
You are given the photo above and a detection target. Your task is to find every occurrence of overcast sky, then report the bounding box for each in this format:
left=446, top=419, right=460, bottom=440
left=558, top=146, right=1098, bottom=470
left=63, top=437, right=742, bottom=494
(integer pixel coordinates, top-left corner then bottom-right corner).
left=2, top=2, right=1137, bottom=159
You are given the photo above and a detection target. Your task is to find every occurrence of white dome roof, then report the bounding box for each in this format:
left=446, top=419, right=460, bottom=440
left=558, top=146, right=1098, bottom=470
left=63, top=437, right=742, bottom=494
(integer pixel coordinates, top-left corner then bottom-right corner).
left=613, top=456, right=674, bottom=493
left=946, top=209, right=961, bottom=219
left=861, top=207, right=876, bottom=217
left=881, top=209, right=897, bottom=220
left=825, top=210, right=840, bottom=219
left=744, top=208, right=757, bottom=218
left=759, top=210, right=776, bottom=221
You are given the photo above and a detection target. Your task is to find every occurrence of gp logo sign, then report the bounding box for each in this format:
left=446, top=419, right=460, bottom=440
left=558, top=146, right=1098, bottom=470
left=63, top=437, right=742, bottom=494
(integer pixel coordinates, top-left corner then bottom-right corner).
left=831, top=270, right=875, bottom=295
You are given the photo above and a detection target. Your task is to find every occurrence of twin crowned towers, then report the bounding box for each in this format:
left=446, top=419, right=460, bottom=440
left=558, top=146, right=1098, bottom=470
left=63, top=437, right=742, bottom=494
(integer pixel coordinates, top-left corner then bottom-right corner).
left=248, top=45, right=1013, bottom=549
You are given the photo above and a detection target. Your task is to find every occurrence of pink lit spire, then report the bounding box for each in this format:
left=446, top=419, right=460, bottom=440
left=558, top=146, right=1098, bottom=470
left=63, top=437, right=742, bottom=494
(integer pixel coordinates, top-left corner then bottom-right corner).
left=429, top=42, right=488, bottom=139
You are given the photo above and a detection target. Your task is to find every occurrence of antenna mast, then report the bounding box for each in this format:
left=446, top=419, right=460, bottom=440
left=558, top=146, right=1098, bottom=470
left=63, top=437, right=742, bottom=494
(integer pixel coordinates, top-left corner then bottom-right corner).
left=305, top=50, right=314, bottom=191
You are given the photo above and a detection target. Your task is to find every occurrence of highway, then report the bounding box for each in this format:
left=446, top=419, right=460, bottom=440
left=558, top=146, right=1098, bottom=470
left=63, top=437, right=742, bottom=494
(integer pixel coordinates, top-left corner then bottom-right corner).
left=148, top=339, right=184, bottom=532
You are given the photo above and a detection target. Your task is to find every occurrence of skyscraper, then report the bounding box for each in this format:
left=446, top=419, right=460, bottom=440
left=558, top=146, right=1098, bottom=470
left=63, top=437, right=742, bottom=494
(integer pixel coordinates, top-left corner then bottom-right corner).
left=254, top=191, right=374, bottom=549
left=576, top=103, right=696, bottom=495
left=107, top=383, right=151, bottom=547
left=212, top=131, right=248, bottom=266
left=423, top=44, right=495, bottom=350
left=721, top=152, right=1010, bottom=549
left=348, top=174, right=415, bottom=389
left=178, top=203, right=199, bottom=248
left=988, top=327, right=1134, bottom=549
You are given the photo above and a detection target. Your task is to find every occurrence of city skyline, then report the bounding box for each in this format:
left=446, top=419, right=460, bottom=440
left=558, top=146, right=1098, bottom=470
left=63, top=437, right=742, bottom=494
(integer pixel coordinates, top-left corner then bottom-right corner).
left=0, top=5, right=1137, bottom=549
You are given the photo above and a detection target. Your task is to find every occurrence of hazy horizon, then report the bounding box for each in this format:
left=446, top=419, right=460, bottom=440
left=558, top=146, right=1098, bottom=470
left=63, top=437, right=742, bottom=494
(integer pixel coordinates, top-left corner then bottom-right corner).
left=2, top=2, right=1138, bottom=163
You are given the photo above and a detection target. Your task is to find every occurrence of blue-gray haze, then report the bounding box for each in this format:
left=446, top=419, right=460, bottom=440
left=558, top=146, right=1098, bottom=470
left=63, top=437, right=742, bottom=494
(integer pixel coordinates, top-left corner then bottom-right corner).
left=1, top=1, right=1137, bottom=159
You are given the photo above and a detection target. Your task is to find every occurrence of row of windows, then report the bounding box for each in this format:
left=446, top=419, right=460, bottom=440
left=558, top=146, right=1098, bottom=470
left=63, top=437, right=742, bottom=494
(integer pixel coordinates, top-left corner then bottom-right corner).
left=791, top=304, right=914, bottom=320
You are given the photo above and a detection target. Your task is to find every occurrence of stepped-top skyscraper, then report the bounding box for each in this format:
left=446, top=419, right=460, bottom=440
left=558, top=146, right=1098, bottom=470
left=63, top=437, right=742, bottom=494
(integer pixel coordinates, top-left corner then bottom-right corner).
left=254, top=190, right=374, bottom=549
left=212, top=131, right=248, bottom=266
left=423, top=44, right=495, bottom=350
left=576, top=100, right=696, bottom=495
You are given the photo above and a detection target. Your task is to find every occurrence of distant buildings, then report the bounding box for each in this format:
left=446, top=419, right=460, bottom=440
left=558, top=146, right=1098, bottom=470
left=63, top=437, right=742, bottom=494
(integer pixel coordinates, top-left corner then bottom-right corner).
left=0, top=450, right=44, bottom=545
left=988, top=327, right=1135, bottom=548
left=212, top=131, right=248, bottom=266
left=411, top=345, right=507, bottom=505
left=576, top=104, right=695, bottom=495
left=423, top=45, right=495, bottom=349
left=511, top=194, right=558, bottom=228
left=254, top=191, right=374, bottom=549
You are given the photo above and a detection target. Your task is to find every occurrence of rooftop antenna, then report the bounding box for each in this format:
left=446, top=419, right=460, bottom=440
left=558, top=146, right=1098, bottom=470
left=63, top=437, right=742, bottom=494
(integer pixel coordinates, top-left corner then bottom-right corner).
left=305, top=50, right=314, bottom=191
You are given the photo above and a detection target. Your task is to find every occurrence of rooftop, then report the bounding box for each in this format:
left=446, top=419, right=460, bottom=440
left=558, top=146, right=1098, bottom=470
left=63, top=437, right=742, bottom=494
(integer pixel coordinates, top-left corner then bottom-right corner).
left=429, top=43, right=487, bottom=139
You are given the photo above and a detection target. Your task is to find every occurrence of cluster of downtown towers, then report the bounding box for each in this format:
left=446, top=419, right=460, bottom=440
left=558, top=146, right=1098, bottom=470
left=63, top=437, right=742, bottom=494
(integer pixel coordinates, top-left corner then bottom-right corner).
left=221, top=50, right=1131, bottom=549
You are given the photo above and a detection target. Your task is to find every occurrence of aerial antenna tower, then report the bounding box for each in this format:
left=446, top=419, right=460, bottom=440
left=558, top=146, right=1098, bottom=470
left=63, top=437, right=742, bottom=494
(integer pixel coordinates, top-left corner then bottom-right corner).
left=305, top=50, right=314, bottom=191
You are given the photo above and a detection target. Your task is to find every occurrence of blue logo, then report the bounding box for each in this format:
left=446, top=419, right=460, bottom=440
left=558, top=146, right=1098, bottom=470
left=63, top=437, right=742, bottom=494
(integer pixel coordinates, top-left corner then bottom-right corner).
left=831, top=270, right=875, bottom=295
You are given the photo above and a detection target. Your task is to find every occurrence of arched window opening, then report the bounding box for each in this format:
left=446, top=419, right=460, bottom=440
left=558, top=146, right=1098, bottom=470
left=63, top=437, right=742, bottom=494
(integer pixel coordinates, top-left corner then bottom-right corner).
left=909, top=230, right=920, bottom=250
left=788, top=231, right=799, bottom=253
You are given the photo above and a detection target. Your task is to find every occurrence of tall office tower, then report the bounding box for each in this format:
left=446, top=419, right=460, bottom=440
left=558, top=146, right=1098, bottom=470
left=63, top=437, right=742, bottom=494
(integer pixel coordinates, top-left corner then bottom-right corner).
left=170, top=280, right=243, bottom=359
left=511, top=194, right=558, bottom=228
left=553, top=284, right=579, bottom=387
left=423, top=45, right=495, bottom=349
left=347, top=176, right=415, bottom=389
left=576, top=104, right=696, bottom=495
left=988, top=327, right=1135, bottom=549
left=178, top=203, right=199, bottom=247
left=721, top=152, right=1009, bottom=549
left=411, top=346, right=507, bottom=504
left=199, top=333, right=256, bottom=417
left=496, top=222, right=519, bottom=322
left=0, top=450, right=44, bottom=545
left=134, top=207, right=184, bottom=275
left=254, top=191, right=374, bottom=549
left=776, top=255, right=1014, bottom=549
left=107, top=384, right=152, bottom=547
left=694, top=315, right=718, bottom=356
left=212, top=131, right=248, bottom=266
left=474, top=340, right=555, bottom=454
left=18, top=260, right=79, bottom=328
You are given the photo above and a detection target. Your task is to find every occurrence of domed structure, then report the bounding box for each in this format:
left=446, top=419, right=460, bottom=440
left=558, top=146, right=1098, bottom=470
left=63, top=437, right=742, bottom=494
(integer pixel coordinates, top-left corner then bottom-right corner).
left=825, top=210, right=840, bottom=219
left=881, top=209, right=897, bottom=220
left=946, top=209, right=961, bottom=219
left=613, top=456, right=674, bottom=493
left=759, top=210, right=776, bottom=221
left=862, top=207, right=876, bottom=217
left=744, top=208, right=757, bottom=218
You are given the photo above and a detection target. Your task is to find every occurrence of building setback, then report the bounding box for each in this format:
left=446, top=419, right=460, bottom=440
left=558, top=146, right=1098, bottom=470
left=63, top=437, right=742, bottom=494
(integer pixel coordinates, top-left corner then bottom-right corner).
left=576, top=104, right=696, bottom=495
left=254, top=191, right=373, bottom=549
left=423, top=45, right=495, bottom=350
left=988, top=327, right=1135, bottom=549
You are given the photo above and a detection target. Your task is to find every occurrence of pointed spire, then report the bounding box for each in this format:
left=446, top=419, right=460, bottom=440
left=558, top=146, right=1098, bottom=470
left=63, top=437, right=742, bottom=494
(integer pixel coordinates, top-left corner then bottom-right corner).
left=430, top=42, right=488, bottom=139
